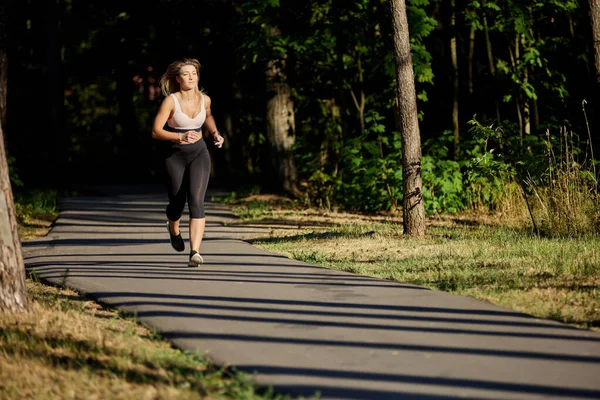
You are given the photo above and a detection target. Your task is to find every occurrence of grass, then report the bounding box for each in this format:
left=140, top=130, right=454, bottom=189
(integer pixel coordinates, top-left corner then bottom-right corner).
left=13, top=189, right=60, bottom=241
left=3, top=189, right=294, bottom=400
left=522, top=128, right=600, bottom=238
left=1, top=277, right=288, bottom=400
left=217, top=193, right=600, bottom=333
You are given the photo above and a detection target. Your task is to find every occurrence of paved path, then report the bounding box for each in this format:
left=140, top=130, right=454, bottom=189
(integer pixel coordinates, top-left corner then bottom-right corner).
left=22, top=185, right=600, bottom=400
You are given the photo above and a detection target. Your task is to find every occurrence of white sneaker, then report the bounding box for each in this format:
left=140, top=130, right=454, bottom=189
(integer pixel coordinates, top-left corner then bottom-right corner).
left=188, top=251, right=204, bottom=267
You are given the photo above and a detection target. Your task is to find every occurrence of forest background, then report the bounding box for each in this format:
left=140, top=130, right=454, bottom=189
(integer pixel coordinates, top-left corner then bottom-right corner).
left=3, top=0, right=600, bottom=234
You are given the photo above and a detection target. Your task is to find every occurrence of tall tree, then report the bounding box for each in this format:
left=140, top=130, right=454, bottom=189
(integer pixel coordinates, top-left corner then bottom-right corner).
left=46, top=0, right=64, bottom=179
left=0, top=121, right=29, bottom=312
left=389, top=0, right=426, bottom=236
left=482, top=3, right=501, bottom=124
left=0, top=0, right=29, bottom=312
left=450, top=0, right=460, bottom=158
left=236, top=1, right=301, bottom=195
left=0, top=0, right=8, bottom=130
left=591, top=0, right=600, bottom=82
left=265, top=26, right=300, bottom=196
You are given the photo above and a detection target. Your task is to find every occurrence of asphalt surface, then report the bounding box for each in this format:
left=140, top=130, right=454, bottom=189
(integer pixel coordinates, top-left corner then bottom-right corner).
left=22, top=184, right=600, bottom=400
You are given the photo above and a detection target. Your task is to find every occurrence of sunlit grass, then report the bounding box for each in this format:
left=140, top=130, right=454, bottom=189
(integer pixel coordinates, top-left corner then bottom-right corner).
left=13, top=189, right=60, bottom=241
left=226, top=199, right=600, bottom=332
left=0, top=278, right=290, bottom=400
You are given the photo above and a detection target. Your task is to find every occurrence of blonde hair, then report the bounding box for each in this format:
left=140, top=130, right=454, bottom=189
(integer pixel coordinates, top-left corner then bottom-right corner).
left=159, top=58, right=205, bottom=97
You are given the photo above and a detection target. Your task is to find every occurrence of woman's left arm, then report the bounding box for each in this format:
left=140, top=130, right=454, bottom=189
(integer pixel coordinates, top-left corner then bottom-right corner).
left=203, top=94, right=224, bottom=148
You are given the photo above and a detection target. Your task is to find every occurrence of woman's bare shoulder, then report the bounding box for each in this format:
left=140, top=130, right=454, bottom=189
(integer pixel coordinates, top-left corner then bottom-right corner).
left=161, top=94, right=175, bottom=106
left=202, top=93, right=212, bottom=107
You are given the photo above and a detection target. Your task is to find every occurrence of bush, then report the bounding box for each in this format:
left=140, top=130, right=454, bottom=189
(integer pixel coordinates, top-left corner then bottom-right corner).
left=523, top=129, right=599, bottom=237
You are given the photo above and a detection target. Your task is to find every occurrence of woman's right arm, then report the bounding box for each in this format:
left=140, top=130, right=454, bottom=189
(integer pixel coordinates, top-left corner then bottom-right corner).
left=152, top=96, right=181, bottom=143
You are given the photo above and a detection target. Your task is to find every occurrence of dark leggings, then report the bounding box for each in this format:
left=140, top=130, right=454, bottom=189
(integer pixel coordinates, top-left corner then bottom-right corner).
left=164, top=130, right=211, bottom=220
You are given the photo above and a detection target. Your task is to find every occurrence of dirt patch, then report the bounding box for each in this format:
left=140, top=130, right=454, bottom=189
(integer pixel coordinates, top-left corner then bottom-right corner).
left=236, top=193, right=297, bottom=206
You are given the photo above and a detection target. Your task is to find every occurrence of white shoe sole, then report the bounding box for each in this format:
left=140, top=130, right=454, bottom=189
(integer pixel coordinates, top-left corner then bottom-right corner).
left=188, top=253, right=204, bottom=267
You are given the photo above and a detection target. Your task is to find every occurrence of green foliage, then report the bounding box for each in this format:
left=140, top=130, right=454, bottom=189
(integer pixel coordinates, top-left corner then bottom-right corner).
left=8, top=0, right=594, bottom=224
left=407, top=0, right=437, bottom=88
left=475, top=0, right=583, bottom=135
left=7, top=155, right=23, bottom=188
left=236, top=0, right=439, bottom=197
left=299, top=107, right=594, bottom=219
left=13, top=189, right=59, bottom=224
left=65, top=82, right=116, bottom=129
left=464, top=115, right=600, bottom=238
left=421, top=156, right=464, bottom=214
left=233, top=201, right=272, bottom=221
left=304, top=169, right=338, bottom=210
left=338, top=110, right=403, bottom=212
left=464, top=118, right=517, bottom=209
left=237, top=0, right=289, bottom=67
left=420, top=132, right=465, bottom=214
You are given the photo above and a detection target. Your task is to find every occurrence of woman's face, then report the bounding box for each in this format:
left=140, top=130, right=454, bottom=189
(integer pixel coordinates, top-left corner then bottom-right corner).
left=177, top=65, right=198, bottom=89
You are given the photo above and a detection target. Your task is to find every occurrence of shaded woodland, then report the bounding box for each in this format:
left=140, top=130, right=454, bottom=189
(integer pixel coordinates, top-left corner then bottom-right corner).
left=3, top=0, right=599, bottom=216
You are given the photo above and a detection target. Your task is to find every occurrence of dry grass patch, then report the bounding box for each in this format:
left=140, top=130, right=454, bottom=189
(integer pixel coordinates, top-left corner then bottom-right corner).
left=17, top=215, right=56, bottom=241
left=459, top=284, right=600, bottom=329
left=0, top=280, right=288, bottom=400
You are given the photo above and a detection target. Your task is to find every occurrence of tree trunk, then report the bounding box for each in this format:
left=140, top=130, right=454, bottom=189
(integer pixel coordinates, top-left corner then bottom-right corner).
left=45, top=0, right=64, bottom=181
left=0, top=121, right=29, bottom=312
left=533, top=96, right=540, bottom=129
left=334, top=0, right=349, bottom=145
left=389, top=0, right=426, bottom=237
left=483, top=14, right=495, bottom=75
left=523, top=65, right=531, bottom=136
left=349, top=56, right=366, bottom=136
left=508, top=40, right=525, bottom=146
left=0, top=0, right=27, bottom=312
left=468, top=25, right=475, bottom=95
left=450, top=0, right=460, bottom=159
left=588, top=0, right=600, bottom=152
left=0, top=0, right=12, bottom=131
left=265, top=54, right=300, bottom=197
left=483, top=13, right=501, bottom=124
left=0, top=51, right=5, bottom=130
left=591, top=0, right=600, bottom=82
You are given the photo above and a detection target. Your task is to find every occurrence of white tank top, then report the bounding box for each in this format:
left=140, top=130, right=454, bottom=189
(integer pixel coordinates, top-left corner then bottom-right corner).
left=167, top=93, right=206, bottom=130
